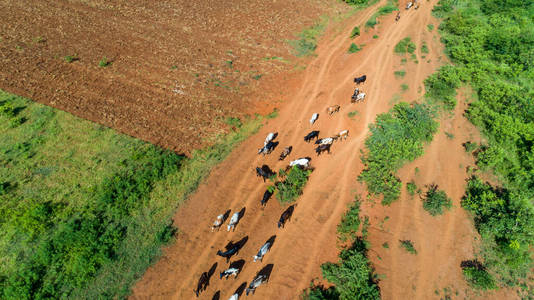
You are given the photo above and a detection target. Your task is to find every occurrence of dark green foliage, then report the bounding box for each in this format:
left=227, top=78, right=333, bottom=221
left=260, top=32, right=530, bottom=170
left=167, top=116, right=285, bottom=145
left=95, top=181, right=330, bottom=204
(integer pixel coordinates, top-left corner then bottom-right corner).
left=98, top=57, right=111, bottom=67
left=348, top=43, right=362, bottom=53
left=432, top=0, right=534, bottom=287
left=359, top=102, right=438, bottom=205
left=394, top=69, right=406, bottom=78
left=64, top=55, right=78, bottom=63
left=366, top=1, right=398, bottom=28
left=461, top=260, right=496, bottom=290
left=424, top=65, right=461, bottom=109
left=350, top=26, right=360, bottom=38
left=422, top=184, right=452, bottom=216
left=342, top=0, right=369, bottom=5
left=337, top=200, right=361, bottom=242
left=303, top=285, right=339, bottom=300
left=421, top=42, right=429, bottom=54
left=394, top=37, right=416, bottom=54
left=275, top=166, right=311, bottom=203
left=399, top=240, right=417, bottom=254
left=406, top=181, right=417, bottom=196
left=463, top=141, right=478, bottom=152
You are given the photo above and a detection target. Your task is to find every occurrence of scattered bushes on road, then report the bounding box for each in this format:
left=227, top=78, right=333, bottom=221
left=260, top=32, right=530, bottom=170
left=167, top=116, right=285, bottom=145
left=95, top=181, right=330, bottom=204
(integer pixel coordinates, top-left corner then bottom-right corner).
left=422, top=183, right=452, bottom=216
left=394, top=37, right=416, bottom=54
left=274, top=166, right=312, bottom=203
left=350, top=26, right=361, bottom=38
left=399, top=240, right=417, bottom=254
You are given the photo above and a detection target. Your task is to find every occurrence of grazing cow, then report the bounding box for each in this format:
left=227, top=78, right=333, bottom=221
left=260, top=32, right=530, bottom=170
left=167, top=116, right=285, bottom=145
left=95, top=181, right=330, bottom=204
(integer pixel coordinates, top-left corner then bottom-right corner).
left=406, top=1, right=413, bottom=9
left=354, top=75, right=367, bottom=84
left=246, top=275, right=268, bottom=295
left=258, top=140, right=278, bottom=156
left=315, top=143, right=331, bottom=156
left=220, top=268, right=239, bottom=280
left=217, top=245, right=239, bottom=262
left=228, top=293, right=238, bottom=300
left=261, top=189, right=273, bottom=207
left=278, top=205, right=295, bottom=228
left=326, top=105, right=340, bottom=115
left=279, top=146, right=292, bottom=161
left=227, top=212, right=240, bottom=232
left=333, top=130, right=349, bottom=141
left=315, top=137, right=334, bottom=145
left=352, top=92, right=366, bottom=103
left=253, top=242, right=272, bottom=262
left=351, top=88, right=360, bottom=102
left=194, top=272, right=209, bottom=297
left=211, top=214, right=224, bottom=232
left=309, top=113, right=319, bottom=125
left=304, top=130, right=320, bottom=142
left=264, top=132, right=277, bottom=146
left=289, top=157, right=311, bottom=169
left=256, top=165, right=275, bottom=182
left=395, top=11, right=400, bottom=21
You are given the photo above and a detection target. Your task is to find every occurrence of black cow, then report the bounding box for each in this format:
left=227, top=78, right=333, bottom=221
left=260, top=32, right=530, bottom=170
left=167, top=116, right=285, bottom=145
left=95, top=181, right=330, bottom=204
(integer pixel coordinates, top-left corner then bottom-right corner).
left=278, top=205, right=295, bottom=228
left=216, top=245, right=239, bottom=262
left=261, top=189, right=273, bottom=207
left=246, top=275, right=268, bottom=296
left=354, top=75, right=367, bottom=84
left=256, top=165, right=275, bottom=182
left=315, top=143, right=331, bottom=156
left=304, top=131, right=320, bottom=142
left=194, top=272, right=209, bottom=297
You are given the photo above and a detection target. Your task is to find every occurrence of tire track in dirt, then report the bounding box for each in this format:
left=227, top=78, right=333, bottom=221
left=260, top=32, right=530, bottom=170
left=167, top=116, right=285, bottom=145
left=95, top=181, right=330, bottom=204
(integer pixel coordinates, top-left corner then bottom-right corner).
left=130, top=1, right=461, bottom=299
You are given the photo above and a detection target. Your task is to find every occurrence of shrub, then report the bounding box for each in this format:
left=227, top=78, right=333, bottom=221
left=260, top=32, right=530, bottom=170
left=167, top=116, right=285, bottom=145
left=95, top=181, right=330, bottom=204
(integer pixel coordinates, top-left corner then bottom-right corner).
left=99, top=57, right=111, bottom=67
left=401, top=83, right=409, bottom=92
left=406, top=181, right=417, bottom=196
left=427, top=24, right=434, bottom=31
left=289, top=21, right=326, bottom=56
left=275, top=166, right=311, bottom=203
left=422, top=184, right=452, bottom=216
left=348, top=43, right=362, bottom=53
left=350, top=26, right=360, bottom=38
left=366, top=1, right=399, bottom=28
left=394, top=70, right=406, bottom=78
left=64, top=55, right=77, bottom=63
left=421, top=42, right=429, bottom=54
left=394, top=37, right=416, bottom=54
left=400, top=240, right=417, bottom=254
left=348, top=110, right=358, bottom=118
left=337, top=200, right=361, bottom=241
left=461, top=260, right=496, bottom=290
left=462, top=141, right=478, bottom=152
left=373, top=34, right=379, bottom=39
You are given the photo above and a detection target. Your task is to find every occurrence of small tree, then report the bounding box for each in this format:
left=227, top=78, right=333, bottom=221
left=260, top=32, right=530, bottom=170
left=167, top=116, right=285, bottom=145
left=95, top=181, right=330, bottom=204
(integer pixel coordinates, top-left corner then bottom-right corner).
left=422, top=184, right=452, bottom=216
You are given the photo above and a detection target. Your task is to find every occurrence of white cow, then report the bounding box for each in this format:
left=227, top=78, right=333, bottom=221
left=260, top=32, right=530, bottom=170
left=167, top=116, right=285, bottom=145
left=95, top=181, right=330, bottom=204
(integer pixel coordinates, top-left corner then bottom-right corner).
left=227, top=212, right=240, bottom=231
left=309, top=113, right=319, bottom=125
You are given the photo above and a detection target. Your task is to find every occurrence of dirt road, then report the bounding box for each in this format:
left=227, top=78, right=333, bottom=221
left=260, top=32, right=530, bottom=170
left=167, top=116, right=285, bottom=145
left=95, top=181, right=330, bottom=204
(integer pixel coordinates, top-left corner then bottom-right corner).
left=131, top=1, right=498, bottom=299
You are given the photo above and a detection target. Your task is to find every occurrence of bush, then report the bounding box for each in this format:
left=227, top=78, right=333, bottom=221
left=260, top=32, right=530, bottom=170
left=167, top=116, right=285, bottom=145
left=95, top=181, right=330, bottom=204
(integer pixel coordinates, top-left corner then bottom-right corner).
left=366, top=1, right=399, bottom=28
left=399, top=240, right=417, bottom=254
left=275, top=166, right=311, bottom=203
left=461, top=260, right=496, bottom=290
left=394, top=70, right=406, bottom=78
left=64, top=55, right=78, bottom=63
left=394, top=37, right=416, bottom=54
left=406, top=181, right=417, bottom=196
left=337, top=200, right=361, bottom=241
left=99, top=57, right=111, bottom=67
left=350, top=26, right=360, bottom=38
left=348, top=43, right=362, bottom=53
left=421, top=42, right=429, bottom=54
left=422, top=184, right=452, bottom=216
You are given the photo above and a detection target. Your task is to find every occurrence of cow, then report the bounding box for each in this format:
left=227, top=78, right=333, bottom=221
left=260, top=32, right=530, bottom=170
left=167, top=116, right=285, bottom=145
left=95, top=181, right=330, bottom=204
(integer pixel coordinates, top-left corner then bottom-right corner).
left=326, top=105, right=340, bottom=115
left=304, top=130, right=320, bottom=142
left=351, top=88, right=360, bottom=102
left=406, top=1, right=413, bottom=9
left=261, top=189, right=273, bottom=207
left=333, top=130, right=349, bottom=141
left=211, top=214, right=224, bottom=232
left=256, top=165, right=275, bottom=182
left=352, top=92, right=366, bottom=103
left=354, top=75, right=367, bottom=84
left=217, top=245, right=239, bottom=262
left=315, top=137, right=334, bottom=145
left=253, top=242, right=272, bottom=262
left=228, top=293, right=238, bottom=300
left=279, top=146, right=292, bottom=161
left=315, top=143, right=331, bottom=156
left=395, top=11, right=400, bottom=21
left=258, top=140, right=278, bottom=156
left=194, top=272, right=209, bottom=297
left=246, top=275, right=268, bottom=295
left=220, top=268, right=239, bottom=280
left=264, top=132, right=277, bottom=146
left=289, top=157, right=311, bottom=169
left=309, top=113, right=319, bottom=125
left=227, top=212, right=241, bottom=232
left=278, top=205, right=295, bottom=228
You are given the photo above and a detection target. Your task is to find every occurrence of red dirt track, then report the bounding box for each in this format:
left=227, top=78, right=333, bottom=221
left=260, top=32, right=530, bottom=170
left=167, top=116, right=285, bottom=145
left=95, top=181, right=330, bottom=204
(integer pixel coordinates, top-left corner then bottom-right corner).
left=131, top=1, right=515, bottom=299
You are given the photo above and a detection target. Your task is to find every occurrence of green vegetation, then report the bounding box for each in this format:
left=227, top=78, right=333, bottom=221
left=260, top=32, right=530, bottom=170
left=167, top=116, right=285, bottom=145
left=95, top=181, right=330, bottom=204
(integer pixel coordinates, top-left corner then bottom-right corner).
left=373, top=35, right=378, bottom=39
left=463, top=141, right=478, bottom=153
left=427, top=24, right=434, bottom=31
left=350, top=26, right=360, bottom=38
left=98, top=57, right=111, bottom=67
left=359, top=102, right=438, bottom=205
left=421, top=41, right=429, bottom=54
left=348, top=43, right=362, bottom=53
left=431, top=0, right=534, bottom=289
left=394, top=69, right=406, bottom=78
left=289, top=19, right=327, bottom=57
left=394, top=37, right=416, bottom=54
left=304, top=197, right=380, bottom=300
left=444, top=131, right=454, bottom=139
left=0, top=90, right=263, bottom=299
left=422, top=184, right=452, bottom=216
left=64, top=55, right=77, bottom=63
left=365, top=1, right=399, bottom=28
left=348, top=110, right=358, bottom=118
left=399, top=240, right=417, bottom=254
left=400, top=83, right=409, bottom=92
left=461, top=260, right=496, bottom=290
left=382, top=242, right=389, bottom=249
left=406, top=181, right=417, bottom=196
left=274, top=166, right=311, bottom=203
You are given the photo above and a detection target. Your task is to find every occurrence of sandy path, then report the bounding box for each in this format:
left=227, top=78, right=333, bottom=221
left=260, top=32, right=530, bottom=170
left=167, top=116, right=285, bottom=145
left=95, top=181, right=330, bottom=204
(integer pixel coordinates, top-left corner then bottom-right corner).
left=129, top=1, right=487, bottom=299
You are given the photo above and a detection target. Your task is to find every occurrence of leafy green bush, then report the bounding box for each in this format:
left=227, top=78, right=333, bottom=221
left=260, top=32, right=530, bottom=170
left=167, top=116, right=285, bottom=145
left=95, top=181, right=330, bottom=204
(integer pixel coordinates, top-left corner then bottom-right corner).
left=98, top=57, right=111, bottom=67
left=350, top=26, right=360, bottom=38
left=366, top=1, right=398, bottom=28
left=348, top=43, right=362, bottom=53
left=275, top=166, right=311, bottom=203
left=401, top=83, right=409, bottom=92
left=359, top=102, right=438, bottom=205
left=394, top=37, right=416, bottom=54
left=422, top=184, right=452, bottom=216
left=462, top=141, right=478, bottom=152
left=399, top=240, right=417, bottom=254
left=64, top=55, right=77, bottom=63
left=424, top=65, right=460, bottom=109
left=421, top=42, right=429, bottom=54
left=461, top=260, right=497, bottom=290
left=427, top=24, right=434, bottom=31
left=406, top=181, right=417, bottom=196
left=337, top=200, right=361, bottom=242
left=394, top=69, right=406, bottom=78
left=289, top=21, right=326, bottom=57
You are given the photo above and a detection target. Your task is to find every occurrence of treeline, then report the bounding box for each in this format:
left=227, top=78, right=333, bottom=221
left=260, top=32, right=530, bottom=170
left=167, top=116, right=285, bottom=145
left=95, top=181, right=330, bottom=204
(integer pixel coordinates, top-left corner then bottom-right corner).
left=432, top=0, right=534, bottom=289
left=303, top=200, right=380, bottom=300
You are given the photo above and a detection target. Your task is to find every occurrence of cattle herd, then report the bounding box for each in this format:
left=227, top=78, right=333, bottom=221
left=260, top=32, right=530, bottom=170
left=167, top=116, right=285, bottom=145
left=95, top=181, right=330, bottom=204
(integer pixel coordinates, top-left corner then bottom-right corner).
left=193, top=75, right=368, bottom=299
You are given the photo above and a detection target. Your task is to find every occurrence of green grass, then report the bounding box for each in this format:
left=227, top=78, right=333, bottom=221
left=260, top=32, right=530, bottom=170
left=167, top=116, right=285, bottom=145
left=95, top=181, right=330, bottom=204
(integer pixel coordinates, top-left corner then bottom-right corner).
left=289, top=17, right=328, bottom=57
left=461, top=261, right=496, bottom=290
left=365, top=1, right=399, bottom=28
left=421, top=41, right=429, bottom=54
left=394, top=37, right=416, bottom=54
left=274, top=166, right=311, bottom=203
left=400, top=83, right=409, bottom=92
left=348, top=110, right=359, bottom=118
left=64, top=55, right=77, bottom=63
left=0, top=90, right=263, bottom=299
left=382, top=242, right=389, bottom=249
left=406, top=181, right=417, bottom=196
left=337, top=200, right=362, bottom=242
left=427, top=24, right=434, bottom=31
left=348, top=43, right=362, bottom=53
left=422, top=184, right=452, bottom=216
left=373, top=34, right=379, bottom=39
left=98, top=57, right=111, bottom=67
left=394, top=69, right=406, bottom=78
left=350, top=26, right=360, bottom=38
left=399, top=240, right=417, bottom=254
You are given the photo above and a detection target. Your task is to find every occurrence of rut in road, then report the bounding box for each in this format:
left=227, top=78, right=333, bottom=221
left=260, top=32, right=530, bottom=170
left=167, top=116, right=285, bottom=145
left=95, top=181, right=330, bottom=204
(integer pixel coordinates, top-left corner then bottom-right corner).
left=131, top=1, right=451, bottom=299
